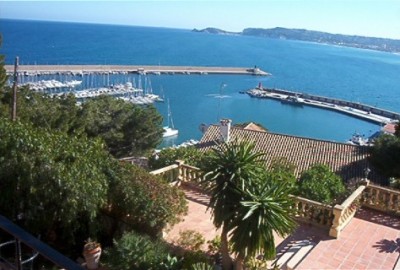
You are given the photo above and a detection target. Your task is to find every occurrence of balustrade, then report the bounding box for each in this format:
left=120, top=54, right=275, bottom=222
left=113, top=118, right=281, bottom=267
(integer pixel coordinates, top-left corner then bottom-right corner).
left=290, top=195, right=334, bottom=228
left=329, top=184, right=366, bottom=238
left=362, top=184, right=400, bottom=215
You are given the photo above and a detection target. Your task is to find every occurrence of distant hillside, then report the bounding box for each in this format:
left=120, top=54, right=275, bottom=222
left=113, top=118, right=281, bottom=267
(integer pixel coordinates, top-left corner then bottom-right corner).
left=193, top=27, right=400, bottom=53
left=192, top=27, right=239, bottom=35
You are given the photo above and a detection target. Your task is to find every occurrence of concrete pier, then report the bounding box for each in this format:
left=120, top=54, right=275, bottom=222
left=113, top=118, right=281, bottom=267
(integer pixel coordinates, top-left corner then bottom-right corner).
left=247, top=87, right=400, bottom=125
left=4, top=64, right=270, bottom=76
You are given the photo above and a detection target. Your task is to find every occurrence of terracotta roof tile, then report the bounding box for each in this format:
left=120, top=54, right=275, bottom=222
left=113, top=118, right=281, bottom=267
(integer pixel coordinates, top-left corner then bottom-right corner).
left=198, top=125, right=385, bottom=184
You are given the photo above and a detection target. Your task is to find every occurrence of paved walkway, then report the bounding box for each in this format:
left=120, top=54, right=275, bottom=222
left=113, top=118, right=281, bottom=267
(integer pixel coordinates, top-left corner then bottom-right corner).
left=163, top=186, right=220, bottom=250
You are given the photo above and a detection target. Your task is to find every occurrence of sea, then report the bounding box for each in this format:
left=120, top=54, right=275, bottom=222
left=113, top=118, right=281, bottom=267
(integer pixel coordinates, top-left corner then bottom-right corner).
left=1, top=19, right=400, bottom=147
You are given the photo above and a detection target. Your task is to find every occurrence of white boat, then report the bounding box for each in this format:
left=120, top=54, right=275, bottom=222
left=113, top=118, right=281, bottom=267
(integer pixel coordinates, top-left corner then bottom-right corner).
left=144, top=77, right=163, bottom=102
left=347, top=133, right=369, bottom=146
left=163, top=100, right=178, bottom=138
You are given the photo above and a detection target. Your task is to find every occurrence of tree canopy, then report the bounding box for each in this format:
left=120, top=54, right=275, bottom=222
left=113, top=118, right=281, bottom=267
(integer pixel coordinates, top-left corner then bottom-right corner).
left=0, top=35, right=7, bottom=91
left=369, top=134, right=400, bottom=179
left=0, top=117, right=187, bottom=255
left=0, top=88, right=163, bottom=157
left=0, top=118, right=111, bottom=244
left=77, top=95, right=163, bottom=157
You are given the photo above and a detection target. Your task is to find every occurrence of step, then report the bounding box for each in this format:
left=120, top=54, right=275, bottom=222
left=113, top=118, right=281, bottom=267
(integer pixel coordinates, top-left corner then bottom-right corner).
left=272, top=240, right=314, bottom=270
left=286, top=242, right=316, bottom=270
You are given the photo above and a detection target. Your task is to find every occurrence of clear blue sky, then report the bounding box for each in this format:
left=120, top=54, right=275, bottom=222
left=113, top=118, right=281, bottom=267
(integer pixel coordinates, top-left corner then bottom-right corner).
left=1, top=0, right=400, bottom=39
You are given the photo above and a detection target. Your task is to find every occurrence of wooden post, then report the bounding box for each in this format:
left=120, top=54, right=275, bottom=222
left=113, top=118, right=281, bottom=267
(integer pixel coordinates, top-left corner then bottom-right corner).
left=11, top=56, right=19, bottom=121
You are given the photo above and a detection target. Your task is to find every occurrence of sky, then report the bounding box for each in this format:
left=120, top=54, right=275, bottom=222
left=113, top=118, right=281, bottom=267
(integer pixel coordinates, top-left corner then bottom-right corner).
left=1, top=0, right=400, bottom=39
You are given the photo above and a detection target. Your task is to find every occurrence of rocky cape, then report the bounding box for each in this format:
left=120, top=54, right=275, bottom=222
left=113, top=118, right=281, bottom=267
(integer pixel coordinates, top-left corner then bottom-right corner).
left=192, top=27, right=400, bottom=53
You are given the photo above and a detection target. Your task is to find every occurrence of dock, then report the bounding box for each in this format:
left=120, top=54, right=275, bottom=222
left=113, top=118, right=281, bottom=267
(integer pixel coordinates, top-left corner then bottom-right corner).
left=4, top=65, right=270, bottom=76
left=247, top=87, right=400, bottom=125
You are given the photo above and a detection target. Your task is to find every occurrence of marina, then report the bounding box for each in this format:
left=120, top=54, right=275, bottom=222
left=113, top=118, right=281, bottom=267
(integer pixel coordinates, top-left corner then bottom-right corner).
left=4, top=64, right=270, bottom=76
left=246, top=86, right=400, bottom=125
left=2, top=19, right=398, bottom=145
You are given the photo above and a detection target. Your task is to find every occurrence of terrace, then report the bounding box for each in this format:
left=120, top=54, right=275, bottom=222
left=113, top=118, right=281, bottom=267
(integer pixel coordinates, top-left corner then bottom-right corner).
left=152, top=161, right=400, bottom=269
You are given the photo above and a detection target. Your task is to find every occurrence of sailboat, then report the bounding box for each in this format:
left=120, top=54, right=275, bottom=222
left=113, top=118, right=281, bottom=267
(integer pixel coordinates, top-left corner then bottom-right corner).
left=163, top=99, right=179, bottom=137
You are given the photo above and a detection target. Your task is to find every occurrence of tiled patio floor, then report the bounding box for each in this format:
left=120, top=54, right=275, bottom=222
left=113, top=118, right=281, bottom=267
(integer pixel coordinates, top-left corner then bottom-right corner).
left=163, top=186, right=220, bottom=250
left=296, top=208, right=400, bottom=270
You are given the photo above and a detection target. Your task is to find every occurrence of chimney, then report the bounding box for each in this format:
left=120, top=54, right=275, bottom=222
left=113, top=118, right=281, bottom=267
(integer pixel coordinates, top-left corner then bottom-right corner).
left=220, top=119, right=232, bottom=142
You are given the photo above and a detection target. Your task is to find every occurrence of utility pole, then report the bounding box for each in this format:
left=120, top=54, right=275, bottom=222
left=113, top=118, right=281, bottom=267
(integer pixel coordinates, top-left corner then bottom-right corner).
left=11, top=56, right=19, bottom=121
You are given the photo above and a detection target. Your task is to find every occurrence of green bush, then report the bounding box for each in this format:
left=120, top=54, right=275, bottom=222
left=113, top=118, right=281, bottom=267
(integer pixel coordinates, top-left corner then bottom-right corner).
left=0, top=118, right=110, bottom=252
left=148, top=146, right=208, bottom=170
left=297, top=164, right=346, bottom=204
left=106, top=163, right=188, bottom=237
left=103, top=231, right=181, bottom=270
left=176, top=230, right=205, bottom=251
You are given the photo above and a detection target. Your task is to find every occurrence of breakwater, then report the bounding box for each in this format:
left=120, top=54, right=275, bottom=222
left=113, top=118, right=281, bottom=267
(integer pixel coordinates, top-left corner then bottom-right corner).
left=5, top=65, right=270, bottom=76
left=247, top=87, right=400, bottom=124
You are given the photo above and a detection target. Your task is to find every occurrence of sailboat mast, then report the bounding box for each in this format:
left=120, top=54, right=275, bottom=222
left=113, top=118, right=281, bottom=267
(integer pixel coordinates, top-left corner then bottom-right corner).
left=167, top=99, right=171, bottom=128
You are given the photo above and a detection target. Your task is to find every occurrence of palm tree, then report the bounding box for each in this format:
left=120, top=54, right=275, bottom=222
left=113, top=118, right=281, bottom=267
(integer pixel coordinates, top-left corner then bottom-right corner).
left=201, top=140, right=296, bottom=270
left=202, top=140, right=265, bottom=269
left=230, top=174, right=297, bottom=269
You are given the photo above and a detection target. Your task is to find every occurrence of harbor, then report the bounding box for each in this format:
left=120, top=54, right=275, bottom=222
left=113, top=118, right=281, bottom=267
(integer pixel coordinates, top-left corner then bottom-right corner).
left=4, top=64, right=270, bottom=76
left=246, top=86, right=400, bottom=125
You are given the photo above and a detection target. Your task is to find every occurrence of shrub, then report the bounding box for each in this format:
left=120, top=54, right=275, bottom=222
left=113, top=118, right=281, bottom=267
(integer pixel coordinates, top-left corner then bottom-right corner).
left=103, top=231, right=181, bottom=270
left=106, top=163, right=188, bottom=237
left=297, top=164, right=346, bottom=204
left=176, top=230, right=205, bottom=251
left=148, top=146, right=208, bottom=170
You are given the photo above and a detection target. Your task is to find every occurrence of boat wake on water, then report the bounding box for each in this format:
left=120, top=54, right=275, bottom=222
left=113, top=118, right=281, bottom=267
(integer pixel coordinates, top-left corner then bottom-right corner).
left=205, top=93, right=232, bottom=99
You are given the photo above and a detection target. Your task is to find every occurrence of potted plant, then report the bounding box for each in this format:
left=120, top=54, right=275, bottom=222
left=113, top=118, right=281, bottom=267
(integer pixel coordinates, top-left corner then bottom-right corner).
left=83, top=238, right=102, bottom=269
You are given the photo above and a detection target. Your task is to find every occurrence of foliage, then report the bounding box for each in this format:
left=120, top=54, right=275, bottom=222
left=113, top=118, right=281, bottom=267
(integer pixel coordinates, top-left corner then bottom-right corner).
left=395, top=122, right=400, bottom=138
left=389, top=178, right=400, bottom=189
left=77, top=95, right=163, bottom=157
left=148, top=146, right=207, bottom=170
left=0, top=118, right=111, bottom=248
left=244, top=256, right=269, bottom=270
left=207, top=235, right=222, bottom=255
left=0, top=89, right=163, bottom=157
left=21, top=90, right=80, bottom=133
left=180, top=251, right=211, bottom=270
left=297, top=164, right=346, bottom=204
left=103, top=231, right=181, bottom=270
left=201, top=140, right=296, bottom=269
left=0, top=116, right=185, bottom=255
left=268, top=157, right=297, bottom=189
left=176, top=230, right=205, bottom=251
left=0, top=36, right=7, bottom=91
left=229, top=176, right=296, bottom=260
left=369, top=134, right=400, bottom=178
left=106, top=162, right=188, bottom=237
left=189, top=262, right=214, bottom=270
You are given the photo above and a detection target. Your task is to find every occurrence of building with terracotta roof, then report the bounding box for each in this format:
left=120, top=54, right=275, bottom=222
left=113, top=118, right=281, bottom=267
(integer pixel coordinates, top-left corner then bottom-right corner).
left=198, top=119, right=386, bottom=184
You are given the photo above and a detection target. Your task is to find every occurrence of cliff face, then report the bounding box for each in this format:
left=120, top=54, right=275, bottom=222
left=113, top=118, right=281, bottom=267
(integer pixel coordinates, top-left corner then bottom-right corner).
left=193, top=27, right=400, bottom=53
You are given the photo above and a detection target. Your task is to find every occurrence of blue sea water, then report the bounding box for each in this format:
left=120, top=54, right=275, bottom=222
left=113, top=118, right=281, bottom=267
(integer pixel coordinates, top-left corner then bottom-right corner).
left=1, top=19, right=399, bottom=146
